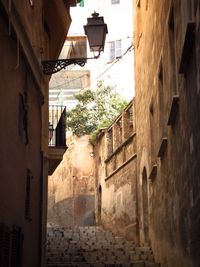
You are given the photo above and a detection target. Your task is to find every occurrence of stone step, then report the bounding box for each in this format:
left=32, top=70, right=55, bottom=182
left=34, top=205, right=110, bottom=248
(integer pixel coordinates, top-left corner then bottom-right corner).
left=47, top=264, right=160, bottom=267
left=46, top=226, right=160, bottom=267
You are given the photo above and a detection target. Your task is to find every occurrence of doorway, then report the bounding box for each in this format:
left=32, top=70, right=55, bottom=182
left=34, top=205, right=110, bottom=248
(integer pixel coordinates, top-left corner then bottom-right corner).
left=98, top=185, right=102, bottom=225
left=142, top=167, right=149, bottom=243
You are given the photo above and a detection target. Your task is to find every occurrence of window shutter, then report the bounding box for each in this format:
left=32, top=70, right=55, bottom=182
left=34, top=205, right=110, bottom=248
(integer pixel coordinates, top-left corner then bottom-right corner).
left=109, top=41, right=115, bottom=62
left=0, top=223, right=11, bottom=267
left=25, top=169, right=33, bottom=221
left=0, top=224, right=23, bottom=267
left=111, top=0, right=120, bottom=4
left=116, top=40, right=122, bottom=58
left=10, top=226, right=23, bottom=267
left=18, top=94, right=28, bottom=145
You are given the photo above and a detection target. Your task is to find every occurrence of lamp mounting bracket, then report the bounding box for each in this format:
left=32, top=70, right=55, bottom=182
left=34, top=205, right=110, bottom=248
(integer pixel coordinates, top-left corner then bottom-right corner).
left=42, top=53, right=100, bottom=75
left=42, top=58, right=87, bottom=75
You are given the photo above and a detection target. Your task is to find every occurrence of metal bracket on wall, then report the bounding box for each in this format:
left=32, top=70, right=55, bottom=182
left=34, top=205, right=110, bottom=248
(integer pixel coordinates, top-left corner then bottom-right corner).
left=42, top=58, right=87, bottom=75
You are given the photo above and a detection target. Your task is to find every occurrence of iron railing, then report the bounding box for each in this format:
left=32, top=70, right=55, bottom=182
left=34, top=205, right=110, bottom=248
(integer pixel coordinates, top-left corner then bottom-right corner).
left=49, top=105, right=67, bottom=147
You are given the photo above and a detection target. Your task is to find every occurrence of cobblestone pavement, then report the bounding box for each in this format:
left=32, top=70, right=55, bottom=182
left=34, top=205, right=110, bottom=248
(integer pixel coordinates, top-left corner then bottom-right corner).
left=46, top=226, right=160, bottom=267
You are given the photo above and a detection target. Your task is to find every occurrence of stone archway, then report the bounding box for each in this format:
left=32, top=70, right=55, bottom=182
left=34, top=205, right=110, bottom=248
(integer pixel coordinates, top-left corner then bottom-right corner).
left=139, top=148, right=150, bottom=245
left=142, top=167, right=149, bottom=243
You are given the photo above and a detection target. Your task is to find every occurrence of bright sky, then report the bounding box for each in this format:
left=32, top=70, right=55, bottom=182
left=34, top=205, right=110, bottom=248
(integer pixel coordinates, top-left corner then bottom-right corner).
left=68, top=0, right=135, bottom=102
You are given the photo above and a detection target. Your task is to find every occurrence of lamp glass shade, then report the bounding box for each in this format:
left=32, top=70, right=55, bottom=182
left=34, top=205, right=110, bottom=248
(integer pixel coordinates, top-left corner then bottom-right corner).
left=84, top=13, right=108, bottom=53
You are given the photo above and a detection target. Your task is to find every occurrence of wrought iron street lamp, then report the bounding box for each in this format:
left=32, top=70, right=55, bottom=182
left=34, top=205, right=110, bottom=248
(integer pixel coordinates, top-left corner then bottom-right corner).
left=42, top=12, right=108, bottom=75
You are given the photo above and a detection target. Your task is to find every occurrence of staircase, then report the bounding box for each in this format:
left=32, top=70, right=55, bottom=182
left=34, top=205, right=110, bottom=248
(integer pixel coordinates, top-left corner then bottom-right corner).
left=46, top=226, right=160, bottom=267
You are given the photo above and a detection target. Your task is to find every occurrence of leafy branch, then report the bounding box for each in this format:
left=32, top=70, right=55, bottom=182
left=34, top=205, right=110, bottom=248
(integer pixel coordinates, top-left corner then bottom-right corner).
left=67, top=80, right=127, bottom=142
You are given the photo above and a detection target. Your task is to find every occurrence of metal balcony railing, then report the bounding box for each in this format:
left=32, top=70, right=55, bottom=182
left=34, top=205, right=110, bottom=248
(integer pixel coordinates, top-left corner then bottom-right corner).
left=49, top=105, right=67, bottom=147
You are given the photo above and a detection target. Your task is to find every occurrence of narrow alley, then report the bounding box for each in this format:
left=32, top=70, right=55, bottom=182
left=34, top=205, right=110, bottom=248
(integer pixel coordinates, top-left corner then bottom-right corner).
left=1, top=1, right=200, bottom=267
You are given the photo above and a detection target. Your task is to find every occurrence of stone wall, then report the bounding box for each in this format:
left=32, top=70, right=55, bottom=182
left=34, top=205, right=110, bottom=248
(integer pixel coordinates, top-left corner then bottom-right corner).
left=0, top=1, right=73, bottom=266
left=0, top=2, right=44, bottom=266
left=95, top=101, right=138, bottom=242
left=48, top=135, right=95, bottom=226
left=134, top=1, right=200, bottom=267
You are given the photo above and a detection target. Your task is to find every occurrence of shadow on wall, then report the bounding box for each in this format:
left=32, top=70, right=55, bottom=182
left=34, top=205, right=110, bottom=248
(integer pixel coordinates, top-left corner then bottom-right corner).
left=48, top=195, right=95, bottom=227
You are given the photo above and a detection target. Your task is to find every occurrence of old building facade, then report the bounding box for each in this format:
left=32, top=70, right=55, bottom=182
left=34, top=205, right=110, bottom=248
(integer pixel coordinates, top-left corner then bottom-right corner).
left=134, top=1, right=200, bottom=267
left=94, top=101, right=138, bottom=243
left=94, top=1, right=200, bottom=266
left=48, top=135, right=95, bottom=227
left=0, top=1, right=80, bottom=266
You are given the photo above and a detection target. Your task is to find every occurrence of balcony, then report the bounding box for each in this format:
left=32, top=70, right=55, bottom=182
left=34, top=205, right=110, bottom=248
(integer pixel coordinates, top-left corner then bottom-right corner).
left=48, top=105, right=68, bottom=175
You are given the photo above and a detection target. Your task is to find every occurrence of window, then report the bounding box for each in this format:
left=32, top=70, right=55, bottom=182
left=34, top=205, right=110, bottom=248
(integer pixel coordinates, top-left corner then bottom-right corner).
left=115, top=118, right=122, bottom=146
left=116, top=40, right=122, bottom=58
left=66, top=36, right=87, bottom=59
left=18, top=94, right=28, bottom=145
left=149, top=97, right=155, bottom=158
left=25, top=169, right=33, bottom=222
left=107, top=128, right=113, bottom=157
left=146, top=0, right=148, bottom=10
left=108, top=41, right=115, bottom=62
left=29, top=0, right=34, bottom=7
left=127, top=106, right=134, bottom=132
left=168, top=6, right=176, bottom=86
left=111, top=0, right=120, bottom=4
left=123, top=104, right=134, bottom=140
left=136, top=0, right=140, bottom=7
left=0, top=223, right=23, bottom=267
left=108, top=40, right=122, bottom=62
left=10, top=226, right=24, bottom=266
left=158, top=61, right=164, bottom=117
left=181, top=0, right=195, bottom=36
left=157, top=60, right=168, bottom=158
left=158, top=60, right=164, bottom=131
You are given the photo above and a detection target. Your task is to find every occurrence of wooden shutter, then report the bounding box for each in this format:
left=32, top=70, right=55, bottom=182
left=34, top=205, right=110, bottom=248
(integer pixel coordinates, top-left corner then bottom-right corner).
left=0, top=223, right=23, bottom=267
left=0, top=223, right=11, bottom=267
left=10, top=226, right=23, bottom=267
left=18, top=94, right=28, bottom=145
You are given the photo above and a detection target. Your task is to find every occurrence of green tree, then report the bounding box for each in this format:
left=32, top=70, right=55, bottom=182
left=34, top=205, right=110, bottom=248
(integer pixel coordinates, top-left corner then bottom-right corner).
left=67, top=80, right=127, bottom=141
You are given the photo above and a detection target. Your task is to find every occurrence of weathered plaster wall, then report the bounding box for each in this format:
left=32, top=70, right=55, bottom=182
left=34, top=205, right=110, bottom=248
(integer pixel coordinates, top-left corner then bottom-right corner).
left=95, top=101, right=138, bottom=242
left=134, top=1, right=200, bottom=266
left=48, top=135, right=95, bottom=226
left=101, top=158, right=137, bottom=241
left=0, top=10, right=42, bottom=267
left=0, top=1, right=74, bottom=266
